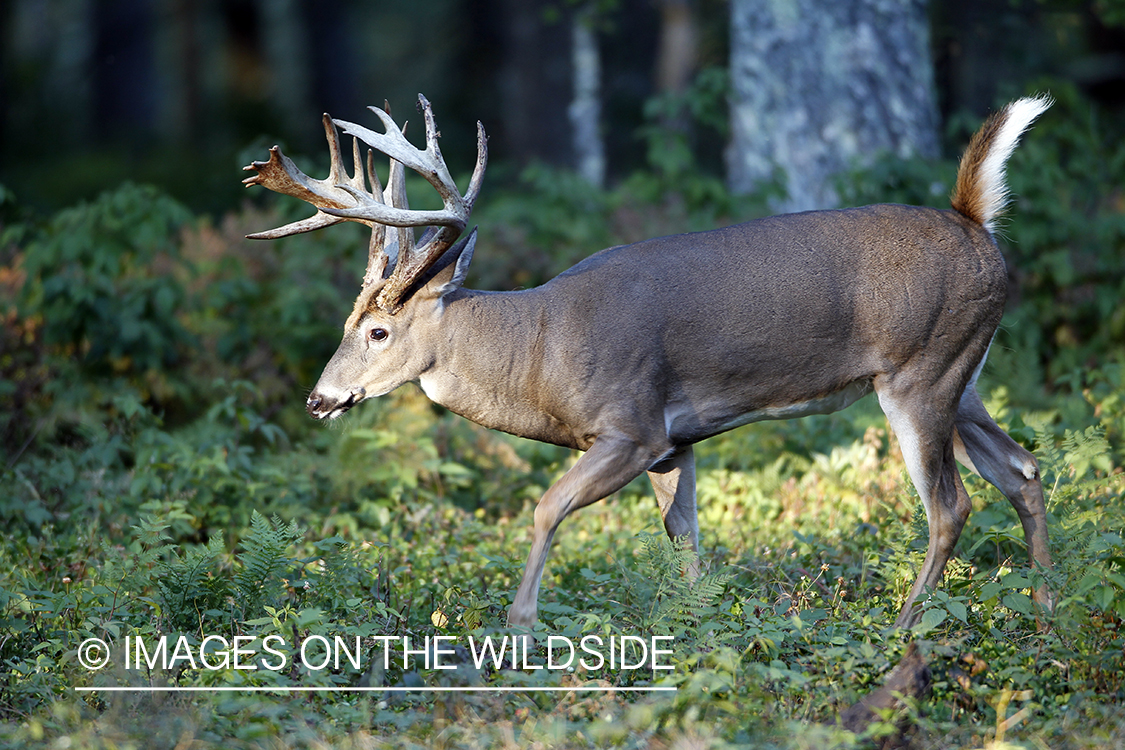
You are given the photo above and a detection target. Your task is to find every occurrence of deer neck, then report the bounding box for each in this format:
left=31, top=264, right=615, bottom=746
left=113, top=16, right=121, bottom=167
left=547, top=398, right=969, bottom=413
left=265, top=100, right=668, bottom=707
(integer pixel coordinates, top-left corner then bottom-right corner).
left=416, top=289, right=575, bottom=447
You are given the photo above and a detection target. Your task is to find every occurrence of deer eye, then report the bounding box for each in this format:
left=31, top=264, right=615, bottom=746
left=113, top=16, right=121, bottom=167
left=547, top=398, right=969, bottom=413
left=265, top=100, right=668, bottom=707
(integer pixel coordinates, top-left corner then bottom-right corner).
left=369, top=327, right=388, bottom=342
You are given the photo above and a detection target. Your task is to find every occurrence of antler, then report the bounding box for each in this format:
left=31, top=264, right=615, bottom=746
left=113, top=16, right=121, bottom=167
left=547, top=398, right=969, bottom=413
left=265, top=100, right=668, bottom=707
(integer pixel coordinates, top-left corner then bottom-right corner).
left=243, top=95, right=488, bottom=314
left=242, top=113, right=375, bottom=239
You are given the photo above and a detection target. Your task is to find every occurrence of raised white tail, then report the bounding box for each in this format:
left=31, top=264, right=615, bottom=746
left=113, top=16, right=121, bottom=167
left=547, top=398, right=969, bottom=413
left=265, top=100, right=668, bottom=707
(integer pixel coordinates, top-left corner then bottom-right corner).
left=951, top=94, right=1052, bottom=233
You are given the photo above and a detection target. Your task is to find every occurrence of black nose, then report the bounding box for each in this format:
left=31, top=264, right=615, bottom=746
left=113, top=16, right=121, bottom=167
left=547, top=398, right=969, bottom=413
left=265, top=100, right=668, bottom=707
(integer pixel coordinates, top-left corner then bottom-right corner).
left=306, top=387, right=365, bottom=419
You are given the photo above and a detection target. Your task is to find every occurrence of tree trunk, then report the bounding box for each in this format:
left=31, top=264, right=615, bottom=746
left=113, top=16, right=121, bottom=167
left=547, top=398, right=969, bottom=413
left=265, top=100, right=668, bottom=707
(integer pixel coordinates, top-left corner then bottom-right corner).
left=653, top=0, right=698, bottom=139
left=569, top=9, right=605, bottom=188
left=655, top=0, right=698, bottom=96
left=727, top=0, right=939, bottom=212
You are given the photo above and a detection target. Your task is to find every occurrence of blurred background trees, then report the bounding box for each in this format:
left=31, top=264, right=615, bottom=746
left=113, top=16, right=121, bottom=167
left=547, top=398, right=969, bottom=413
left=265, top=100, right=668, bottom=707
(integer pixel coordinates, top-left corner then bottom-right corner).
left=1, top=0, right=1124, bottom=460
left=1, top=0, right=1120, bottom=215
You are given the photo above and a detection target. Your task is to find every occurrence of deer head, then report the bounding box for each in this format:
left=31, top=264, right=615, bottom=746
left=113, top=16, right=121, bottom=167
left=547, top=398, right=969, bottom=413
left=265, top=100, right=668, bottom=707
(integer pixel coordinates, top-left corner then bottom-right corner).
left=243, top=95, right=487, bottom=419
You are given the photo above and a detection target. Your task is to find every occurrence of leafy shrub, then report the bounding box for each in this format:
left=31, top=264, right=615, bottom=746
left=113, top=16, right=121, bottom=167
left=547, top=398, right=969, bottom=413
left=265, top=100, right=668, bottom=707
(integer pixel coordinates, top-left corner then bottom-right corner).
left=17, top=183, right=195, bottom=377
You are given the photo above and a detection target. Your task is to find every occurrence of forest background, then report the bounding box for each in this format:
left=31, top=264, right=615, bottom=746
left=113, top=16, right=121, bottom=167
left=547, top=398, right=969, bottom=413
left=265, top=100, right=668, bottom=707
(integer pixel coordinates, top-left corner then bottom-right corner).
left=1, top=0, right=1124, bottom=748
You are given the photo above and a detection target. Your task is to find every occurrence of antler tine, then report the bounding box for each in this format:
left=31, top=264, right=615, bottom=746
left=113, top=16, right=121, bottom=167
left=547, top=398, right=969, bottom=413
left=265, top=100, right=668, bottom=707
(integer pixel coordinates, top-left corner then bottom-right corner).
left=327, top=113, right=345, bottom=186
left=386, top=129, right=417, bottom=264
left=366, top=146, right=383, bottom=197
left=418, top=95, right=456, bottom=200
left=363, top=229, right=389, bottom=289
left=465, top=121, right=489, bottom=212
left=349, top=135, right=363, bottom=191
left=362, top=147, right=389, bottom=286
left=243, top=114, right=377, bottom=240
left=334, top=114, right=369, bottom=198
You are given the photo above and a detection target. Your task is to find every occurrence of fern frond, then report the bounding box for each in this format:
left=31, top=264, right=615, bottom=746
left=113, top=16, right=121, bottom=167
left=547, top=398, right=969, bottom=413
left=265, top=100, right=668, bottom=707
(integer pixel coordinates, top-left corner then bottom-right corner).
left=156, top=535, right=227, bottom=632
left=232, top=512, right=303, bottom=616
left=625, top=533, right=730, bottom=638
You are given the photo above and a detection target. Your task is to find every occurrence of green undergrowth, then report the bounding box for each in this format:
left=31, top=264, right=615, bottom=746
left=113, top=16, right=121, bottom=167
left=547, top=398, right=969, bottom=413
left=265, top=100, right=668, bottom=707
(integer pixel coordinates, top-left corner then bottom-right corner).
left=0, top=372, right=1122, bottom=748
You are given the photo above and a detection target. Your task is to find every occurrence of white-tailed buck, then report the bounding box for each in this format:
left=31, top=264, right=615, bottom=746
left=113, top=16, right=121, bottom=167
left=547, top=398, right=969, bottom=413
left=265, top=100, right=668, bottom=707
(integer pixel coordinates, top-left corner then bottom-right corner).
left=244, top=94, right=1054, bottom=629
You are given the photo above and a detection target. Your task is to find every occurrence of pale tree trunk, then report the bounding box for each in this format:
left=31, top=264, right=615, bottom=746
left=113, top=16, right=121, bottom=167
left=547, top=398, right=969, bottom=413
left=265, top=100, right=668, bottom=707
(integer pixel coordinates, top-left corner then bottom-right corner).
left=569, top=9, right=605, bottom=188
left=655, top=0, right=698, bottom=95
left=727, top=0, right=939, bottom=213
left=654, top=0, right=698, bottom=134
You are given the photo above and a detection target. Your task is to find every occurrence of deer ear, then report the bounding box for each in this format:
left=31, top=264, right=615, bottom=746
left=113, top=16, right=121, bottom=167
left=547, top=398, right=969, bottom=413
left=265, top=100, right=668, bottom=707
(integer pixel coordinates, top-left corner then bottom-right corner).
left=429, top=227, right=477, bottom=299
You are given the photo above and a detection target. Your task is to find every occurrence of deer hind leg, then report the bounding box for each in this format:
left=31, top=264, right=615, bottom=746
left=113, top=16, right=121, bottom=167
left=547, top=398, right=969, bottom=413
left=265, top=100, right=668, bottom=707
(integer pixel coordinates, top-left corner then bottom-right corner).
left=506, top=432, right=668, bottom=629
left=877, top=384, right=973, bottom=629
left=953, top=385, right=1054, bottom=611
left=647, top=445, right=701, bottom=578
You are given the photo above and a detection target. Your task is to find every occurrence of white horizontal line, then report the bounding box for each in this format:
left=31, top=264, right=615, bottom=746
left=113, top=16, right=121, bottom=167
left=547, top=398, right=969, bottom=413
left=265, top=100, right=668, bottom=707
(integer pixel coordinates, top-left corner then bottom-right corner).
left=75, top=685, right=676, bottom=693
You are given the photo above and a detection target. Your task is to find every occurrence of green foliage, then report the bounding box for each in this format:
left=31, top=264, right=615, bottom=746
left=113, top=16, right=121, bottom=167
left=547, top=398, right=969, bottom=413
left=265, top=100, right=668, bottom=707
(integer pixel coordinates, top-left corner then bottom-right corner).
left=156, top=533, right=228, bottom=633
left=1003, top=83, right=1125, bottom=380
left=631, top=66, right=737, bottom=218
left=17, top=183, right=195, bottom=376
left=1099, top=0, right=1125, bottom=27
left=615, top=533, right=730, bottom=640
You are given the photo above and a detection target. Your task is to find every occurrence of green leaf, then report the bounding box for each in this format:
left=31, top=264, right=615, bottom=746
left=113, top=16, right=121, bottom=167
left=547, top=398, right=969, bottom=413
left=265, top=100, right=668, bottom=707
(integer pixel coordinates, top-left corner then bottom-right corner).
left=946, top=599, right=969, bottom=623
left=913, top=607, right=947, bottom=635
left=980, top=581, right=1003, bottom=601
left=1094, top=585, right=1115, bottom=612
left=1002, top=593, right=1033, bottom=616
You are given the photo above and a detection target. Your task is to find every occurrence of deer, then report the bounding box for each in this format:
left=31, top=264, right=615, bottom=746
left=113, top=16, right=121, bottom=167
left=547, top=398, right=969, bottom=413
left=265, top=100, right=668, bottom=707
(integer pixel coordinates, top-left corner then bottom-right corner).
left=243, top=93, right=1054, bottom=630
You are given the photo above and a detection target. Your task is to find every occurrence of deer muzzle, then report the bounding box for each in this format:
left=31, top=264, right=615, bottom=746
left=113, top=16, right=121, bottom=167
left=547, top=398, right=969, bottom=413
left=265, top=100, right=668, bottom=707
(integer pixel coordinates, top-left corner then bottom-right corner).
left=306, top=386, right=366, bottom=420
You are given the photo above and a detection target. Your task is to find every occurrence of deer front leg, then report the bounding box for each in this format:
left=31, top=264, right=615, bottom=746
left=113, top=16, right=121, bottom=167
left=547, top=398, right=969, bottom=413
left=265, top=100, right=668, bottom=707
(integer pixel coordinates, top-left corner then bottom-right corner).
left=648, top=445, right=701, bottom=579
left=507, top=433, right=668, bottom=628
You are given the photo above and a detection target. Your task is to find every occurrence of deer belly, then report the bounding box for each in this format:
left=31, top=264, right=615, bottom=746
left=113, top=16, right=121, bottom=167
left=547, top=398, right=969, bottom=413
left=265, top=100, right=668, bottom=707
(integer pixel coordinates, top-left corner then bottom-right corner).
left=664, top=379, right=873, bottom=442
